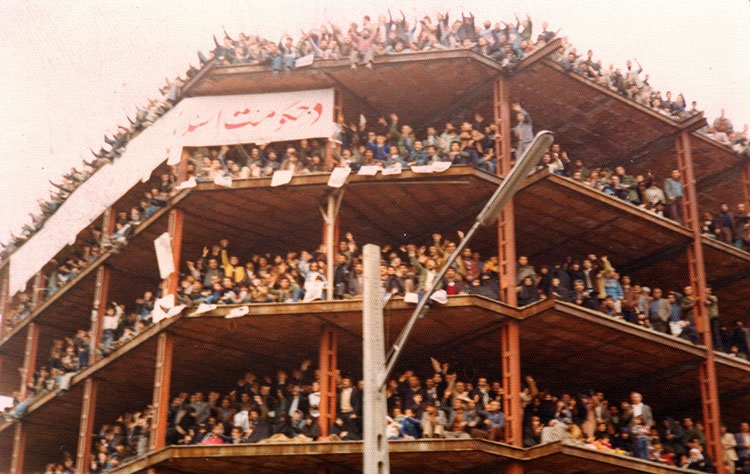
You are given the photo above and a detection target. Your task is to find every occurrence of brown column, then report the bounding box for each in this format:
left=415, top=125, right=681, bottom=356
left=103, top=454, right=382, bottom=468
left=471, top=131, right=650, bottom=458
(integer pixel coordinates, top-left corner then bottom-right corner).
left=1, top=264, right=11, bottom=339
left=90, top=207, right=116, bottom=364
left=150, top=332, right=174, bottom=451
left=0, top=265, right=10, bottom=386
left=675, top=131, right=725, bottom=474
left=741, top=161, right=750, bottom=212
left=10, top=422, right=26, bottom=474
left=31, top=271, right=46, bottom=308
left=75, top=379, right=98, bottom=474
left=494, top=77, right=518, bottom=306
left=89, top=266, right=110, bottom=365
left=501, top=320, right=522, bottom=446
left=177, top=148, right=190, bottom=184
left=161, top=209, right=184, bottom=297
left=99, top=206, right=117, bottom=249
left=317, top=327, right=338, bottom=437
left=505, top=462, right=524, bottom=474
left=19, top=322, right=39, bottom=398
left=325, top=89, right=343, bottom=170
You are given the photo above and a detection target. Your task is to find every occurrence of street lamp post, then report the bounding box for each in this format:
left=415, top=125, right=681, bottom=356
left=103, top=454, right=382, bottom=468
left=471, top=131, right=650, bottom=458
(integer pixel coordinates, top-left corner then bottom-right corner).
left=362, top=131, right=555, bottom=474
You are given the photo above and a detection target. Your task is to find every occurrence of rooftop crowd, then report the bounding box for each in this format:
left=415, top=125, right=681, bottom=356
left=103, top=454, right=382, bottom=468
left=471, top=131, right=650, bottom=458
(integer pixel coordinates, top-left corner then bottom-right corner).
left=4, top=7, right=747, bottom=256
left=555, top=41, right=750, bottom=157
left=200, top=11, right=555, bottom=71
left=37, top=356, right=750, bottom=473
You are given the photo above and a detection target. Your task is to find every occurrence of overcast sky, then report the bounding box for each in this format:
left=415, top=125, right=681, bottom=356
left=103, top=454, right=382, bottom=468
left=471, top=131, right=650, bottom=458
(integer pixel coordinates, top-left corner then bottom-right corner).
left=1, top=0, right=748, bottom=244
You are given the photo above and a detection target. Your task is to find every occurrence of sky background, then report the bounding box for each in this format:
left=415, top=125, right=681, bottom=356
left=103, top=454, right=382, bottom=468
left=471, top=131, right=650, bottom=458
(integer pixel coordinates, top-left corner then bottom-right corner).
left=1, top=0, right=749, bottom=244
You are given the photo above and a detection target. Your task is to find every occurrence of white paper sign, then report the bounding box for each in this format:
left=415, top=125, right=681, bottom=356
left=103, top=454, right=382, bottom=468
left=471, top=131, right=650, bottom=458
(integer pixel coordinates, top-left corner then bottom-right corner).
left=166, top=304, right=186, bottom=318
left=432, top=162, right=452, bottom=172
left=192, top=303, right=217, bottom=315
left=271, top=170, right=293, bottom=187
left=153, top=232, right=175, bottom=279
left=155, top=293, right=175, bottom=309
left=358, top=165, right=380, bottom=176
left=213, top=174, right=233, bottom=187
left=303, top=281, right=325, bottom=302
left=226, top=306, right=250, bottom=319
left=175, top=177, right=197, bottom=189
left=382, top=163, right=402, bottom=175
left=165, top=89, right=336, bottom=163
left=151, top=305, right=168, bottom=324
left=295, top=54, right=315, bottom=68
left=327, top=167, right=351, bottom=188
left=404, top=292, right=419, bottom=303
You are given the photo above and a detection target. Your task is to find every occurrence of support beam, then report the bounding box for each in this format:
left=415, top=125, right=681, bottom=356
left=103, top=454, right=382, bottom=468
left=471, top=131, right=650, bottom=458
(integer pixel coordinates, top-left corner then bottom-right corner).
left=10, top=422, right=25, bottom=474
left=0, top=265, right=7, bottom=405
left=90, top=207, right=116, bottom=364
left=317, top=327, right=338, bottom=437
left=162, top=209, right=184, bottom=297
left=177, top=148, right=190, bottom=184
left=675, top=131, right=725, bottom=474
left=501, top=320, right=522, bottom=447
left=31, top=271, right=46, bottom=308
left=0, top=263, right=10, bottom=339
left=19, top=322, right=39, bottom=398
left=325, top=89, right=343, bottom=170
left=362, top=244, right=389, bottom=474
left=150, top=332, right=174, bottom=451
left=75, top=379, right=98, bottom=474
left=89, top=266, right=111, bottom=365
left=321, top=192, right=344, bottom=301
left=494, top=77, right=517, bottom=306
left=505, top=462, right=524, bottom=474
left=742, top=161, right=750, bottom=212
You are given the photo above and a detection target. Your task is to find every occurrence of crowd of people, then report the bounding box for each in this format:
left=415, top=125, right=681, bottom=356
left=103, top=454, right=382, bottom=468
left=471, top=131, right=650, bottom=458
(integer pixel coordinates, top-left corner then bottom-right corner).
left=555, top=40, right=749, bottom=159
left=2, top=172, right=175, bottom=336
left=533, top=144, right=750, bottom=252
left=3, top=6, right=747, bottom=261
left=1, top=90, right=179, bottom=259
left=3, top=288, right=160, bottom=424
left=701, top=111, right=750, bottom=158
left=36, top=355, right=750, bottom=473
left=200, top=11, right=556, bottom=71
left=3, top=237, right=102, bottom=334
left=7, top=101, right=747, bottom=338
left=173, top=230, right=750, bottom=359
left=556, top=42, right=698, bottom=122
left=514, top=254, right=750, bottom=357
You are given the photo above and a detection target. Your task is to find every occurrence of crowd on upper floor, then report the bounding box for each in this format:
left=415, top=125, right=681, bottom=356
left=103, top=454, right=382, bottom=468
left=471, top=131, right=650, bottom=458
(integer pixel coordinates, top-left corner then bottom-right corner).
left=176, top=229, right=750, bottom=360
left=555, top=41, right=749, bottom=158
left=200, top=11, right=556, bottom=71
left=514, top=253, right=750, bottom=358
left=1, top=174, right=175, bottom=335
left=1, top=93, right=179, bottom=259
left=5, top=121, right=747, bottom=341
left=5, top=6, right=747, bottom=265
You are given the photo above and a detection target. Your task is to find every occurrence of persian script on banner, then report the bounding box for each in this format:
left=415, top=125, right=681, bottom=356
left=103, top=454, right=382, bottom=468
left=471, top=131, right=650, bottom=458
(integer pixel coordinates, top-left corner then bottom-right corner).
left=165, top=89, right=337, bottom=164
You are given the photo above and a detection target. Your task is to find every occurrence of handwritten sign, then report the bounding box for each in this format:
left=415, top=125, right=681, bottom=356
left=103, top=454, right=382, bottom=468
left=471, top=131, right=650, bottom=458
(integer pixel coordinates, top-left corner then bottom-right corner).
left=165, top=89, right=337, bottom=164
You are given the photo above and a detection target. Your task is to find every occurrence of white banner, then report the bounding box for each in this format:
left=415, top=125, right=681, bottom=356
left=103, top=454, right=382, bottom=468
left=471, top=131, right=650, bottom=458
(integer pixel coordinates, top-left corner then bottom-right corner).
left=9, top=89, right=337, bottom=296
left=163, top=89, right=337, bottom=164
left=153, top=232, right=175, bottom=279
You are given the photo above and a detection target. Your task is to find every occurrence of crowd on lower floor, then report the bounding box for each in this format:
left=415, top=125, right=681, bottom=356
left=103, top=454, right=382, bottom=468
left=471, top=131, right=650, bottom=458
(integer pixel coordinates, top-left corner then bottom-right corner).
left=35, top=357, right=750, bottom=473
